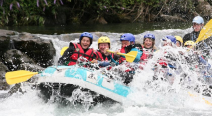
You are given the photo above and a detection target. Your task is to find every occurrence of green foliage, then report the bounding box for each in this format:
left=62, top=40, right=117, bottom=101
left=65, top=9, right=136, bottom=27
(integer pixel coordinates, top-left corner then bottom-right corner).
left=0, top=0, right=63, bottom=26
left=0, top=0, right=198, bottom=26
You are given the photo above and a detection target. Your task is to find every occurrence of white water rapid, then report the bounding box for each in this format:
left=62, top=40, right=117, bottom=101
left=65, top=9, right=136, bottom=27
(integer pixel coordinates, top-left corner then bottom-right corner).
left=0, top=27, right=212, bottom=116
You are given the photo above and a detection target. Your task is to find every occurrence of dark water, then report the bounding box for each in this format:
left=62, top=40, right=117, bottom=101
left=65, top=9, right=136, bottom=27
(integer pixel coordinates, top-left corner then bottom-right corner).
left=0, top=22, right=191, bottom=35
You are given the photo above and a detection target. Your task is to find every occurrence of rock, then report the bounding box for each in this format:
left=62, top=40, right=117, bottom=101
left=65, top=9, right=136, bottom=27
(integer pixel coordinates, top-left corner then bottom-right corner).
left=59, top=32, right=100, bottom=42
left=19, top=32, right=33, bottom=39
left=0, top=36, right=10, bottom=58
left=98, top=17, right=108, bottom=24
left=0, top=29, right=16, bottom=36
left=59, top=33, right=81, bottom=42
left=10, top=37, right=56, bottom=68
left=117, top=13, right=131, bottom=23
left=8, top=83, right=25, bottom=95
left=160, top=14, right=186, bottom=22
left=0, top=62, right=9, bottom=90
left=3, top=49, right=42, bottom=71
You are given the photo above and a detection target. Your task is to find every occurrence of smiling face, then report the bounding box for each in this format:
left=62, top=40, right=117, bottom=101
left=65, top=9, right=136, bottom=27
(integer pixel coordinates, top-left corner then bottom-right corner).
left=143, top=38, right=153, bottom=49
left=80, top=37, right=91, bottom=49
left=99, top=43, right=109, bottom=53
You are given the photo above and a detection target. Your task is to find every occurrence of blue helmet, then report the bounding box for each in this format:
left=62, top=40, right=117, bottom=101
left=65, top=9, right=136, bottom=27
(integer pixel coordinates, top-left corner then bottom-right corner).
left=120, top=33, right=135, bottom=43
left=79, top=32, right=93, bottom=41
left=192, top=16, right=204, bottom=24
left=163, top=35, right=176, bottom=44
left=144, top=33, right=155, bottom=40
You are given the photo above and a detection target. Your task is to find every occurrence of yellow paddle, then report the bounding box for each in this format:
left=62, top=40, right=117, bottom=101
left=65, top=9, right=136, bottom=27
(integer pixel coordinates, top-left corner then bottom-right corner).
left=60, top=46, right=69, bottom=56
left=6, top=70, right=38, bottom=85
left=195, top=19, right=212, bottom=43
left=61, top=47, right=139, bottom=63
left=188, top=92, right=212, bottom=106
left=107, top=50, right=137, bottom=63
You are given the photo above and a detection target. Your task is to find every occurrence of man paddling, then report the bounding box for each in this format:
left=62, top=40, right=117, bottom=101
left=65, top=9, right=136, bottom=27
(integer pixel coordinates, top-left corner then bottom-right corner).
left=117, top=33, right=146, bottom=64
left=183, top=16, right=204, bottom=44
left=183, top=16, right=210, bottom=58
left=113, top=33, right=147, bottom=84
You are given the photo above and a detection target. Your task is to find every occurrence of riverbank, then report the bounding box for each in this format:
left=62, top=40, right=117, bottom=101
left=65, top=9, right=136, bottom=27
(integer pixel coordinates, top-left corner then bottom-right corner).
left=0, top=0, right=212, bottom=26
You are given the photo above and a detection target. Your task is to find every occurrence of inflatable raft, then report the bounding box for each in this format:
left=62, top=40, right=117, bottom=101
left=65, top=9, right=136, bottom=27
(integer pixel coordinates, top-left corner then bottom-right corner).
left=37, top=66, right=131, bottom=103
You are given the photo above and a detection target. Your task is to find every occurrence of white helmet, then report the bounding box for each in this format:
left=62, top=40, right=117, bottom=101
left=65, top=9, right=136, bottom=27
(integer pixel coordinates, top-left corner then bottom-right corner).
left=192, top=16, right=204, bottom=24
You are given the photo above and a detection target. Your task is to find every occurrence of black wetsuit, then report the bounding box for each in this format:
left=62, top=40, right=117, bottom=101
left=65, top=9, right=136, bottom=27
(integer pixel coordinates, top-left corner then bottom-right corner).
left=183, top=31, right=210, bottom=57
left=183, top=31, right=199, bottom=45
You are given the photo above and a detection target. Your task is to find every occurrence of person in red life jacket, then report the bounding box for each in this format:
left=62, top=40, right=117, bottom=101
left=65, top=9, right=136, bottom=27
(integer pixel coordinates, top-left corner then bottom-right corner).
left=159, top=35, right=177, bottom=68
left=113, top=33, right=147, bottom=85
left=92, top=36, right=119, bottom=67
left=117, top=33, right=147, bottom=64
left=58, top=32, right=96, bottom=66
left=142, top=33, right=157, bottom=59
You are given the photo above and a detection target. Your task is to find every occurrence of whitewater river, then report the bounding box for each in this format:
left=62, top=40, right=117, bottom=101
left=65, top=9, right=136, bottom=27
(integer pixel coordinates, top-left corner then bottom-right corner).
left=0, top=23, right=212, bottom=116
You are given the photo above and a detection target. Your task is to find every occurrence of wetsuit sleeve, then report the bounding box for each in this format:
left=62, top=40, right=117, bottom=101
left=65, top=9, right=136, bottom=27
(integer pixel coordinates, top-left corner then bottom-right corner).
left=107, top=55, right=119, bottom=65
left=58, top=43, right=75, bottom=65
left=183, top=33, right=191, bottom=45
left=113, top=54, right=120, bottom=61
left=125, top=44, right=143, bottom=53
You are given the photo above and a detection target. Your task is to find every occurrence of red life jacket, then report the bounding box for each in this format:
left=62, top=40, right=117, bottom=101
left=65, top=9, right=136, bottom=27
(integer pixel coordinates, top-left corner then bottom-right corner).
left=95, top=50, right=114, bottom=61
left=119, top=46, right=147, bottom=63
left=140, top=51, right=147, bottom=62
left=68, top=43, right=95, bottom=66
left=158, top=59, right=168, bottom=66
left=119, top=47, right=126, bottom=64
left=141, top=45, right=153, bottom=60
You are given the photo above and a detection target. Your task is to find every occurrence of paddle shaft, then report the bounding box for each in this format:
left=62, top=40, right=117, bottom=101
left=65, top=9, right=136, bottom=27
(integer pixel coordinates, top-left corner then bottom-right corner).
left=9, top=72, right=38, bottom=79
left=107, top=50, right=135, bottom=58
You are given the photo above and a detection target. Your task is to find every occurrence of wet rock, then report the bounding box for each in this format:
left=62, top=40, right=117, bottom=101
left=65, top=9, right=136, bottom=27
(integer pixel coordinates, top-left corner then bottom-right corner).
left=0, top=62, right=10, bottom=90
left=59, top=33, right=100, bottom=42
left=0, top=36, right=10, bottom=58
left=0, top=29, right=16, bottom=36
left=8, top=83, right=25, bottom=95
left=59, top=33, right=81, bottom=42
left=0, top=29, right=56, bottom=68
left=11, top=36, right=56, bottom=68
left=3, top=49, right=43, bottom=71
left=19, top=32, right=33, bottom=39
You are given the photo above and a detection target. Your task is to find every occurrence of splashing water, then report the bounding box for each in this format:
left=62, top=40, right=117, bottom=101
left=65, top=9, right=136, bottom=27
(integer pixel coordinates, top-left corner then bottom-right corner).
left=1, top=28, right=212, bottom=116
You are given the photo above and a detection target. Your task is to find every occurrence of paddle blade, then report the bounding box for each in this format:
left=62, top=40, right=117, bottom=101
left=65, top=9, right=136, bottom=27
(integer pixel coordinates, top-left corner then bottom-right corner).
left=195, top=19, right=212, bottom=43
left=60, top=46, right=69, bottom=56
left=6, top=70, right=38, bottom=85
left=125, top=50, right=138, bottom=63
left=107, top=49, right=137, bottom=63
left=188, top=92, right=212, bottom=106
